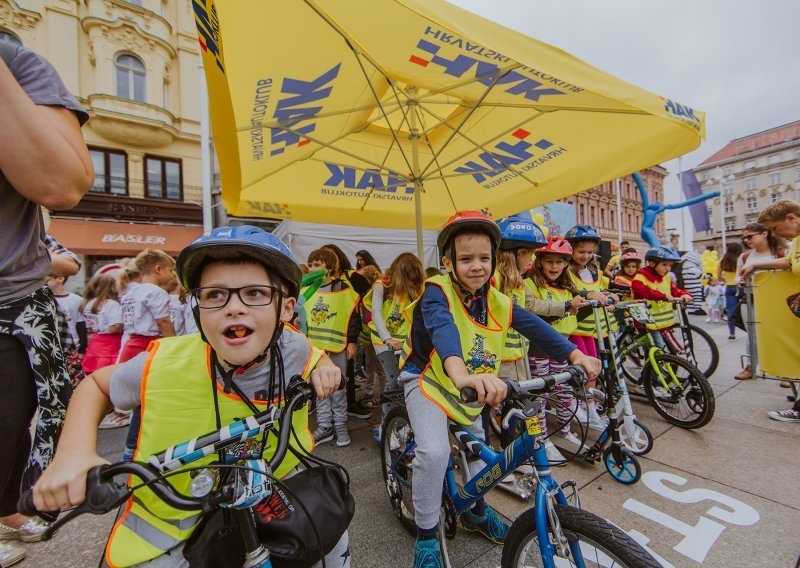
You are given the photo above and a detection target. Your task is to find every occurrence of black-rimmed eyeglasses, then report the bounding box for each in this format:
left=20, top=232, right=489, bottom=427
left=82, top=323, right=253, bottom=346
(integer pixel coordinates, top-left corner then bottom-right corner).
left=191, top=285, right=278, bottom=309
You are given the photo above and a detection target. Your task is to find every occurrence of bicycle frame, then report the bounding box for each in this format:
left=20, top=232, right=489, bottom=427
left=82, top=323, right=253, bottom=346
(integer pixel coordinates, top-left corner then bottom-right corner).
left=388, top=415, right=586, bottom=568
left=616, top=317, right=684, bottom=392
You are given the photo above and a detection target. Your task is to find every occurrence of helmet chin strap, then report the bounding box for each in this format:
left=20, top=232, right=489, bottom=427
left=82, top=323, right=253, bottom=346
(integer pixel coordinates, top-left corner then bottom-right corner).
left=194, top=289, right=288, bottom=394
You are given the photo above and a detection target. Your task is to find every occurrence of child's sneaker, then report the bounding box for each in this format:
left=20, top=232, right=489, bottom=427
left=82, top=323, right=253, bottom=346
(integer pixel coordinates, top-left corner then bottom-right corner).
left=335, top=424, right=351, bottom=447
left=347, top=401, right=372, bottom=419
left=372, top=426, right=382, bottom=444
left=587, top=406, right=609, bottom=431
left=556, top=430, right=582, bottom=447
left=0, top=543, right=25, bottom=567
left=767, top=409, right=800, bottom=422
left=312, top=426, right=334, bottom=445
left=458, top=506, right=509, bottom=543
left=544, top=440, right=566, bottom=465
left=413, top=538, right=443, bottom=568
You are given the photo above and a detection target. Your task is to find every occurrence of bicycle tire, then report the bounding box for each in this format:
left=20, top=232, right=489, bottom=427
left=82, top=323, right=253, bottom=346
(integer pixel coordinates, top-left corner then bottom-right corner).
left=684, top=324, right=719, bottom=378
left=642, top=353, right=715, bottom=429
left=501, top=504, right=661, bottom=568
left=603, top=446, right=642, bottom=485
left=619, top=418, right=653, bottom=456
left=381, top=407, right=418, bottom=537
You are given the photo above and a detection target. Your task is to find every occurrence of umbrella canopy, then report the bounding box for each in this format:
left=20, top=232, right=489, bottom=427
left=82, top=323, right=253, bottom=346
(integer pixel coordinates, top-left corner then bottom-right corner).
left=195, top=0, right=705, bottom=244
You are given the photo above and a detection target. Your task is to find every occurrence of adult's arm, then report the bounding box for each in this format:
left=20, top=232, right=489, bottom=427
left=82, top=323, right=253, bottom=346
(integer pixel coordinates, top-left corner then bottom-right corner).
left=370, top=283, right=392, bottom=343
left=0, top=57, right=93, bottom=209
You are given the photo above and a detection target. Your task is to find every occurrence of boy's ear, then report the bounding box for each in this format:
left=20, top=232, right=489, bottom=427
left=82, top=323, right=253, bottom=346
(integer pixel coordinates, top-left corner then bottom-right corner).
left=279, top=296, right=297, bottom=323
left=441, top=256, right=452, bottom=273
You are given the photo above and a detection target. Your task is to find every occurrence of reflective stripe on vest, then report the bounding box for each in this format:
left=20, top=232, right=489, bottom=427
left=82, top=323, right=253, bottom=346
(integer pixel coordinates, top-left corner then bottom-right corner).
left=524, top=279, right=578, bottom=335
left=364, top=284, right=411, bottom=345
left=105, top=332, right=320, bottom=567
left=409, top=274, right=511, bottom=425
left=570, top=272, right=607, bottom=337
left=502, top=287, right=526, bottom=361
left=632, top=274, right=675, bottom=330
left=302, top=286, right=358, bottom=352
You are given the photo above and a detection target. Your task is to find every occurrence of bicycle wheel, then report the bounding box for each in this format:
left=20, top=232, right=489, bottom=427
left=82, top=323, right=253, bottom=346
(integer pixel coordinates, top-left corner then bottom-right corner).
left=683, top=324, right=719, bottom=378
left=619, top=418, right=653, bottom=456
left=642, top=353, right=715, bottom=429
left=501, top=504, right=662, bottom=568
left=603, top=446, right=642, bottom=485
left=381, top=407, right=417, bottom=536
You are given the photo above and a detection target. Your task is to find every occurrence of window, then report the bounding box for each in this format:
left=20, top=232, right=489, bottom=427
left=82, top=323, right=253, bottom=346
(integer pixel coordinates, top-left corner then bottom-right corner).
left=746, top=193, right=758, bottom=210
left=722, top=167, right=732, bottom=176
left=115, top=54, right=146, bottom=102
left=722, top=183, right=733, bottom=195
left=590, top=206, right=595, bottom=226
left=89, top=147, right=128, bottom=195
left=0, top=29, right=21, bottom=46
left=145, top=156, right=182, bottom=200
left=768, top=154, right=781, bottom=165
left=771, top=191, right=782, bottom=203
left=745, top=178, right=757, bottom=191
left=579, top=204, right=585, bottom=223
left=769, top=172, right=782, bottom=186
left=724, top=200, right=734, bottom=214
left=627, top=213, right=632, bottom=231
left=725, top=219, right=735, bottom=232
left=600, top=209, right=606, bottom=228
left=707, top=207, right=712, bottom=217
left=744, top=160, right=756, bottom=170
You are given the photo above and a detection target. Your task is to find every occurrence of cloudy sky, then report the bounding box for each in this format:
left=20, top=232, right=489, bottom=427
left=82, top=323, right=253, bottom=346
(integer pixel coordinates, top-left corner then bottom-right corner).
left=450, top=0, right=800, bottom=246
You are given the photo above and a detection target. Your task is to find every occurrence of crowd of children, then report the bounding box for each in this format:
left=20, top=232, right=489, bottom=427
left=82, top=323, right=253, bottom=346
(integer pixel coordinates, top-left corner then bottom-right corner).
left=39, top=206, right=773, bottom=568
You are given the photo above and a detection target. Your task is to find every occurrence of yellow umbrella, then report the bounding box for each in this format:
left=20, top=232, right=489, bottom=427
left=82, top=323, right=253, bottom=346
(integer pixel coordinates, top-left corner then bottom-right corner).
left=195, top=0, right=704, bottom=256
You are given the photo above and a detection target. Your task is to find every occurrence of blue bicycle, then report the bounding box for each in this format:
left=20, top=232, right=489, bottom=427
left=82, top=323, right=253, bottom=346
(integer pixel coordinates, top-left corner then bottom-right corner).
left=381, top=367, right=660, bottom=568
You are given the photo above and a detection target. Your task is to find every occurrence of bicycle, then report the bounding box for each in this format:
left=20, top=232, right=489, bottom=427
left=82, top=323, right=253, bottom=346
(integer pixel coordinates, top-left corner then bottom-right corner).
left=618, top=300, right=718, bottom=380
left=381, top=366, right=661, bottom=568
left=19, top=377, right=347, bottom=568
left=613, top=302, right=715, bottom=429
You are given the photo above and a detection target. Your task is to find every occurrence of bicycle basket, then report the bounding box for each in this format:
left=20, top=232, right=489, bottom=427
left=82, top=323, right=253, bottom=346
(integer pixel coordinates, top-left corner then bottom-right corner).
left=626, top=303, right=654, bottom=324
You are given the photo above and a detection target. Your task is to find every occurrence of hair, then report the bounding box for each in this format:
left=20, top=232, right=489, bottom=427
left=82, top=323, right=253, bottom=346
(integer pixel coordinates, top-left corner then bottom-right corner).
left=742, top=222, right=785, bottom=258
left=425, top=266, right=442, bottom=279
left=719, top=241, right=743, bottom=272
left=135, top=249, right=175, bottom=275
left=757, top=199, right=800, bottom=223
left=308, top=248, right=340, bottom=276
left=82, top=273, right=119, bottom=314
left=495, top=249, right=523, bottom=295
left=116, top=258, right=141, bottom=293
left=530, top=252, right=575, bottom=291
left=322, top=244, right=352, bottom=272
left=620, top=240, right=630, bottom=247
left=385, top=252, right=425, bottom=301
left=622, top=247, right=637, bottom=255
left=355, top=249, right=380, bottom=271
left=359, top=265, right=382, bottom=286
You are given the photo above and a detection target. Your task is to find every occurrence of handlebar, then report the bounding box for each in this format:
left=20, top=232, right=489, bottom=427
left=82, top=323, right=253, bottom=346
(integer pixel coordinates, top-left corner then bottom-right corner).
left=459, top=366, right=588, bottom=404
left=18, top=378, right=316, bottom=533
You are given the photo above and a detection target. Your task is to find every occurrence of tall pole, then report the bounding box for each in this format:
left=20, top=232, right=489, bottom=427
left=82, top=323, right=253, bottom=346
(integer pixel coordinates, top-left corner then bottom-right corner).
left=615, top=177, right=623, bottom=245
left=677, top=157, right=688, bottom=250
left=408, top=87, right=424, bottom=260
left=199, top=61, right=213, bottom=235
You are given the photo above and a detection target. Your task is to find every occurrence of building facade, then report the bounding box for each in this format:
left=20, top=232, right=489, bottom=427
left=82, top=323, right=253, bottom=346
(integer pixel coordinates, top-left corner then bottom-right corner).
left=692, top=121, right=800, bottom=252
left=1, top=0, right=206, bottom=287
left=566, top=166, right=667, bottom=255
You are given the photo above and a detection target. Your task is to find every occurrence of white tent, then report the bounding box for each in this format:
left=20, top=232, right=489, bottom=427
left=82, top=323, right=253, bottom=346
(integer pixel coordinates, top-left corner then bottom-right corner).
left=273, top=221, right=440, bottom=271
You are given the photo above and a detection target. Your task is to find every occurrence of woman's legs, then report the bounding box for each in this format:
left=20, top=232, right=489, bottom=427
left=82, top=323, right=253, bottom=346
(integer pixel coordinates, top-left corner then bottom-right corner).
left=724, top=286, right=739, bottom=337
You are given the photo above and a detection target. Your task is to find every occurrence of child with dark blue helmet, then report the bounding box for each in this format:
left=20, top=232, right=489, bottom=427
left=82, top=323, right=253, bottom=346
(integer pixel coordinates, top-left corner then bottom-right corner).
left=32, top=226, right=351, bottom=568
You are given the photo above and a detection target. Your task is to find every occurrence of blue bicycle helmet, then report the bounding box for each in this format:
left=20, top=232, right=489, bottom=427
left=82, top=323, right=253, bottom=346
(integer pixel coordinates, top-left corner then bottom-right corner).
left=644, top=246, right=681, bottom=263
left=177, top=225, right=302, bottom=299
left=564, top=225, right=601, bottom=243
left=497, top=216, right=547, bottom=250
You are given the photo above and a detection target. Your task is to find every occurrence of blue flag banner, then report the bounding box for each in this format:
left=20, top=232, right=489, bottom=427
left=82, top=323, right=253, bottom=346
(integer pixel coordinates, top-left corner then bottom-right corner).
left=679, top=170, right=711, bottom=232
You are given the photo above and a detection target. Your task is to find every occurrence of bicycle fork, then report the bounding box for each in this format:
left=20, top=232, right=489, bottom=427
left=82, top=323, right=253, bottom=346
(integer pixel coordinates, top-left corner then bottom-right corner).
left=535, top=477, right=587, bottom=568
left=647, top=346, right=684, bottom=392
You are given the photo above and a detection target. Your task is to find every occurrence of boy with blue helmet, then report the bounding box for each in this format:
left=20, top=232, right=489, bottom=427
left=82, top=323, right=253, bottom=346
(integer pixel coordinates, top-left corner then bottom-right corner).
left=631, top=245, right=692, bottom=339
left=32, top=226, right=351, bottom=568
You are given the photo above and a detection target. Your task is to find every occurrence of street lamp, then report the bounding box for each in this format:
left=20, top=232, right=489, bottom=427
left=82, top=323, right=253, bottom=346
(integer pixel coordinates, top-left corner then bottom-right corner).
left=705, top=169, right=736, bottom=251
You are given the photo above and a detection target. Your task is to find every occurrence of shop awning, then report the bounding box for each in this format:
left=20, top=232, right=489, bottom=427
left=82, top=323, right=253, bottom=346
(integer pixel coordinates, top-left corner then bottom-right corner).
left=48, top=218, right=203, bottom=256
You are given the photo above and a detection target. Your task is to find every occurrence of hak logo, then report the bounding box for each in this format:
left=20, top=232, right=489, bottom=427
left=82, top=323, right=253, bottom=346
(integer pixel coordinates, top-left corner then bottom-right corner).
left=270, top=64, right=341, bottom=156
left=409, top=39, right=563, bottom=102
left=454, top=129, right=553, bottom=184
left=193, top=0, right=224, bottom=72
left=323, top=164, right=414, bottom=194
left=663, top=99, right=699, bottom=122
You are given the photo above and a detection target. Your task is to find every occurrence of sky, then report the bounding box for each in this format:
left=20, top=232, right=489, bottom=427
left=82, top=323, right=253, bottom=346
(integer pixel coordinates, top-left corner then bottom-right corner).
left=449, top=0, right=800, bottom=247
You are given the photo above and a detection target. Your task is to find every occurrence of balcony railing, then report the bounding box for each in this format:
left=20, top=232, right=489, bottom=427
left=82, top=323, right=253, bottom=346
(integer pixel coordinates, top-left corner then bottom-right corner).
left=91, top=176, right=204, bottom=204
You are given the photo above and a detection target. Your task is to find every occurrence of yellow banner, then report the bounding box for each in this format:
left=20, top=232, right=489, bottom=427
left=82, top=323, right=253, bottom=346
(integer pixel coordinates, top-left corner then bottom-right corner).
left=753, top=270, right=800, bottom=380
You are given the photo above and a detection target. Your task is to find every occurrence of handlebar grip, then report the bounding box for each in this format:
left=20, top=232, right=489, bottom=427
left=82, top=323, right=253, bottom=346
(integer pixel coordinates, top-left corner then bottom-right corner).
left=17, top=490, right=59, bottom=522
left=460, top=387, right=478, bottom=404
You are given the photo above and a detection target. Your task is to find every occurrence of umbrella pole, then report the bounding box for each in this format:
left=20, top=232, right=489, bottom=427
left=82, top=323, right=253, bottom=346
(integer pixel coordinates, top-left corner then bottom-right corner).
left=408, top=87, right=424, bottom=260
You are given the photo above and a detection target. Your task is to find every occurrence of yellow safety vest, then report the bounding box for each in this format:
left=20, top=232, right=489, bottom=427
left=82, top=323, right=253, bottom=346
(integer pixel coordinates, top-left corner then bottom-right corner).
left=493, top=270, right=526, bottom=361
left=105, top=332, right=320, bottom=567
left=614, top=274, right=634, bottom=299
left=404, top=274, right=511, bottom=425
left=525, top=279, right=577, bottom=335
left=570, top=271, right=609, bottom=338
left=363, top=283, right=411, bottom=346
left=302, top=284, right=358, bottom=353
left=632, top=273, right=675, bottom=330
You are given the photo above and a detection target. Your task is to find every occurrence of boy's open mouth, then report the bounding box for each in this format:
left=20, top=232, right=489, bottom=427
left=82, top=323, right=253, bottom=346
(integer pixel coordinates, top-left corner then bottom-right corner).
left=224, top=325, right=253, bottom=339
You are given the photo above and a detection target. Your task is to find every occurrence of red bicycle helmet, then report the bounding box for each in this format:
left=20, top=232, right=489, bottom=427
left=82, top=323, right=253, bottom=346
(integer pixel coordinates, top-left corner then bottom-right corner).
left=437, top=209, right=501, bottom=253
left=536, top=236, right=573, bottom=256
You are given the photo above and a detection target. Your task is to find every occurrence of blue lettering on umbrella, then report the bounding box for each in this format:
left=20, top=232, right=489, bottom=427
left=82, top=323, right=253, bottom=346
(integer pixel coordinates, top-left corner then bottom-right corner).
left=270, top=64, right=341, bottom=156
left=324, top=164, right=414, bottom=194
left=454, top=130, right=553, bottom=183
